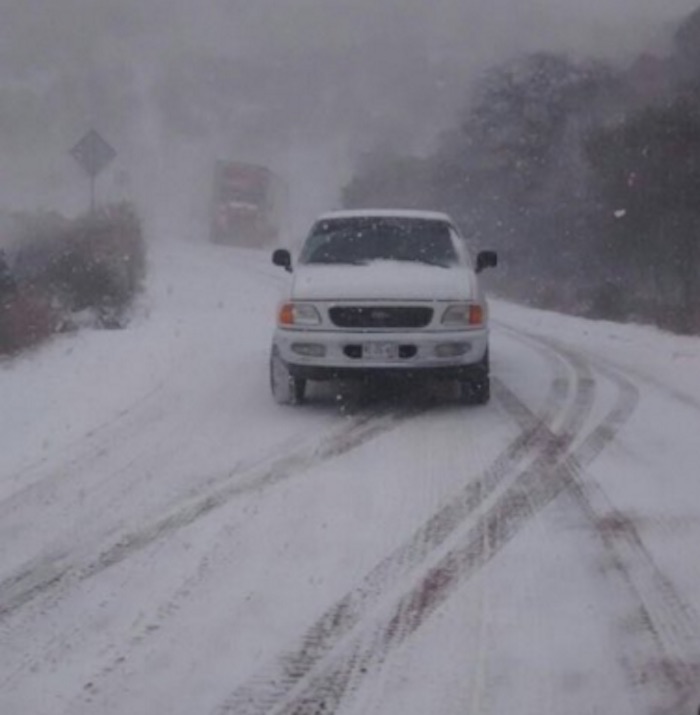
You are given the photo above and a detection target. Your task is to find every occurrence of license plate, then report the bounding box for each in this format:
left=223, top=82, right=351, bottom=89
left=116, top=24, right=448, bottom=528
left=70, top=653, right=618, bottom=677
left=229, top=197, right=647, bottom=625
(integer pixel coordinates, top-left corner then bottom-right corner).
left=363, top=342, right=399, bottom=360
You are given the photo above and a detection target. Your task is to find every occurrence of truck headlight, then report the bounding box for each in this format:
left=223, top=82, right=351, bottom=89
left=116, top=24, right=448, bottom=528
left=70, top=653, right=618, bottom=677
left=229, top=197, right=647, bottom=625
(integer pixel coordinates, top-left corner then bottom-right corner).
left=278, top=303, right=322, bottom=327
left=441, top=303, right=485, bottom=328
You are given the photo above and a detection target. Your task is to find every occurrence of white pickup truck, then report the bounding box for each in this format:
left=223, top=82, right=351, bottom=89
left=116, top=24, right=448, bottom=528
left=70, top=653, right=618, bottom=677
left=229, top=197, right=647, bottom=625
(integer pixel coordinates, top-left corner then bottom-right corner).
left=270, top=209, right=497, bottom=405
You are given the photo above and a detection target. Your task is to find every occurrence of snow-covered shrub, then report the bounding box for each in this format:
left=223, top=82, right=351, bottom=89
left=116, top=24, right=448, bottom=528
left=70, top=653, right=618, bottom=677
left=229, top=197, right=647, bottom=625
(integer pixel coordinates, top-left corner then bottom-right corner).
left=0, top=203, right=146, bottom=353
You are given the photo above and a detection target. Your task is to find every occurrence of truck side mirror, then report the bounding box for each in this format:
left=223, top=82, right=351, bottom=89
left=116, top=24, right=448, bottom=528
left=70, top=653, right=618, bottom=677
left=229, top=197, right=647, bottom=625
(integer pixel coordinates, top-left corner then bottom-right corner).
left=476, top=250, right=498, bottom=273
left=272, top=249, right=292, bottom=273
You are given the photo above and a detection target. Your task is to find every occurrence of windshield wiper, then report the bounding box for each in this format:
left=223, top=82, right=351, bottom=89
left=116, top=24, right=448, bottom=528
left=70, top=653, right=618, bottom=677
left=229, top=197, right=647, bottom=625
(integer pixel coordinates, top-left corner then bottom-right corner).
left=389, top=257, right=452, bottom=268
left=309, top=258, right=369, bottom=266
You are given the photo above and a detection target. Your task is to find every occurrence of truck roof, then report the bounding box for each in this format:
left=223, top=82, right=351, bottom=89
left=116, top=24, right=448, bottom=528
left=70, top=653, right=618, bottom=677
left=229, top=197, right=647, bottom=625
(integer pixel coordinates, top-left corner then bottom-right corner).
left=316, top=209, right=455, bottom=224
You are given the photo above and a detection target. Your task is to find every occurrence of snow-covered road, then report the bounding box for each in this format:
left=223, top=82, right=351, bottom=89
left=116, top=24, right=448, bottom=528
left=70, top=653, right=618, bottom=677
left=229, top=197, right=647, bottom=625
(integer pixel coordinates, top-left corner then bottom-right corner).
left=2, top=237, right=700, bottom=715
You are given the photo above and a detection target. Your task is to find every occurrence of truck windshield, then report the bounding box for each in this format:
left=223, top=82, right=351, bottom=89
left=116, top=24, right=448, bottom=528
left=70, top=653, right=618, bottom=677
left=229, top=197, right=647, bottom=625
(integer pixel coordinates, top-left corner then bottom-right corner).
left=299, top=217, right=458, bottom=267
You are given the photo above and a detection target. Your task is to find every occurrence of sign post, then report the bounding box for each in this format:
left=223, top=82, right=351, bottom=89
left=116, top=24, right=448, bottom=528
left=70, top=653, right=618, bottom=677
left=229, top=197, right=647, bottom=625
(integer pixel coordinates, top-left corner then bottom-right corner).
left=70, top=130, right=117, bottom=213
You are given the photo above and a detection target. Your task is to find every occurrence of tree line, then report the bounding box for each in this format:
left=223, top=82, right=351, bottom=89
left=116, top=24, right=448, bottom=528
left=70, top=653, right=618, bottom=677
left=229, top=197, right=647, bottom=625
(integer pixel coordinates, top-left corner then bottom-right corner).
left=342, top=7, right=700, bottom=334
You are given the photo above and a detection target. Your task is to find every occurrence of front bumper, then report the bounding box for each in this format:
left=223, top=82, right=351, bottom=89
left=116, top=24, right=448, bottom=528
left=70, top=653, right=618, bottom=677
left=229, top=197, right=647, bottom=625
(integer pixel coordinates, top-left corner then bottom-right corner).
left=272, top=327, right=488, bottom=381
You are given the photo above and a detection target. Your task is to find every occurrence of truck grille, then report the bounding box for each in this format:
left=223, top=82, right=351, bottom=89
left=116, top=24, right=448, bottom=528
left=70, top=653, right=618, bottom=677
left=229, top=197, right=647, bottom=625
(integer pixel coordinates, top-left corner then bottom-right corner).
left=329, top=306, right=433, bottom=329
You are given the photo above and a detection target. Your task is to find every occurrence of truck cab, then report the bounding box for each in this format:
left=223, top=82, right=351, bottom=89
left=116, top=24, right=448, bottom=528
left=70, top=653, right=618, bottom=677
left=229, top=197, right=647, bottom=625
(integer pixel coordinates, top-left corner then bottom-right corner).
left=270, top=210, right=497, bottom=405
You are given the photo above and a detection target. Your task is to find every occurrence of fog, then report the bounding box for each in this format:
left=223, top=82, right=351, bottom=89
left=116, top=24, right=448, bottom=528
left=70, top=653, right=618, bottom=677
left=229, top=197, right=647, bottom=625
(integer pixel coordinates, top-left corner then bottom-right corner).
left=1, top=0, right=698, bottom=235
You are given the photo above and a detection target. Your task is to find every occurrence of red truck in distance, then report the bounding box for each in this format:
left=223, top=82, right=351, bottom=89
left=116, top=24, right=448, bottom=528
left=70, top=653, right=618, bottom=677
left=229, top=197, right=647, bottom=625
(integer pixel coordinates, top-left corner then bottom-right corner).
left=210, top=161, right=286, bottom=247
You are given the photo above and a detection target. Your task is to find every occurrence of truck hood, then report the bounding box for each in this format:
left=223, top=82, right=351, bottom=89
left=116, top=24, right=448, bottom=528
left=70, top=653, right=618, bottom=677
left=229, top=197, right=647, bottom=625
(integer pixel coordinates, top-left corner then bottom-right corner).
left=292, top=262, right=476, bottom=301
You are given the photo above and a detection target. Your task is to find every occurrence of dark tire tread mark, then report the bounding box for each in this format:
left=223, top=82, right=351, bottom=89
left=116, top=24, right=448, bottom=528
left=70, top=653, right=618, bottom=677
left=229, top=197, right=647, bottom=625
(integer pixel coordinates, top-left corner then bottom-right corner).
left=557, top=365, right=700, bottom=712
left=0, top=383, right=167, bottom=519
left=0, top=409, right=419, bottom=624
left=39, top=339, right=572, bottom=714
left=491, top=328, right=700, bottom=713
left=261, top=333, right=605, bottom=715
left=214, top=332, right=581, bottom=715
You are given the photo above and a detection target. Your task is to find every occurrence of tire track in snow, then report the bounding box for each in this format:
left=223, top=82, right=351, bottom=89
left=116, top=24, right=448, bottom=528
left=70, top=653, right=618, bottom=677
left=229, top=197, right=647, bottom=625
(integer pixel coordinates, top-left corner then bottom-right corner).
left=47, top=336, right=566, bottom=710
left=554, top=368, right=700, bottom=712
left=0, top=382, right=166, bottom=512
left=247, top=330, right=601, bottom=715
left=503, top=332, right=700, bottom=708
left=587, top=349, right=700, bottom=415
left=213, top=333, right=580, bottom=715
left=0, top=407, right=420, bottom=625
left=295, top=334, right=699, bottom=715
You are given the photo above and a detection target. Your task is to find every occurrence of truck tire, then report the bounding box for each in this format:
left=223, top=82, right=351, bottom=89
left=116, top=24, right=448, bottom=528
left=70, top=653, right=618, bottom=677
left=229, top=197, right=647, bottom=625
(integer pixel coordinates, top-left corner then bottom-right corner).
left=457, top=349, right=490, bottom=405
left=270, top=347, right=306, bottom=405
left=458, top=375, right=491, bottom=405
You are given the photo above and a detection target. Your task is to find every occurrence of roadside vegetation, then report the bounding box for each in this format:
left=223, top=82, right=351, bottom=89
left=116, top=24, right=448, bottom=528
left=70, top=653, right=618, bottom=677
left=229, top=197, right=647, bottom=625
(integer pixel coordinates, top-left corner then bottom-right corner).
left=342, top=6, right=700, bottom=334
left=0, top=202, right=146, bottom=355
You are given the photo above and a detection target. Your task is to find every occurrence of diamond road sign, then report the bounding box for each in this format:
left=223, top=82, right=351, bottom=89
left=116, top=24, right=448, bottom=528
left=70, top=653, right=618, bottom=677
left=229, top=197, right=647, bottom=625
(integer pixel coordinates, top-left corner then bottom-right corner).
left=70, top=130, right=116, bottom=179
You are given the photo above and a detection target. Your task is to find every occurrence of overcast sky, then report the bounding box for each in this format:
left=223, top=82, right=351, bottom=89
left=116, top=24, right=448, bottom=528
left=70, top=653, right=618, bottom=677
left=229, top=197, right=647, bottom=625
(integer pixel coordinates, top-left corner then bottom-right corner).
left=4, top=0, right=695, bottom=64
left=2, top=0, right=699, bottom=226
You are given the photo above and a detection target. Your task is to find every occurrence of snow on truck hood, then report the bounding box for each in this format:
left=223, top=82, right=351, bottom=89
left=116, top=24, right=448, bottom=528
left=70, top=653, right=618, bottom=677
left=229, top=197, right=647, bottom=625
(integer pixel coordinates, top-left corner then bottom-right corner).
left=292, top=261, right=476, bottom=302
